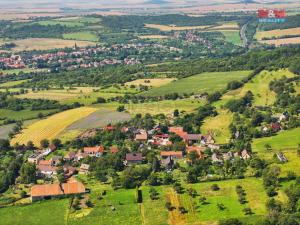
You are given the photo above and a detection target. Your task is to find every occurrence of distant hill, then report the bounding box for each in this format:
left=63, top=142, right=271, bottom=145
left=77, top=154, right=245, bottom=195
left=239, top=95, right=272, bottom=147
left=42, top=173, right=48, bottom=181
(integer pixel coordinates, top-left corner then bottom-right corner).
left=146, top=0, right=169, bottom=4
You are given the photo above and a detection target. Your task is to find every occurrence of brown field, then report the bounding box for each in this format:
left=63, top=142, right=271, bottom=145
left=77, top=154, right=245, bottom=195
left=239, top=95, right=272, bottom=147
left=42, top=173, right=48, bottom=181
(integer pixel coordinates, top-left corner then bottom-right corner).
left=144, top=24, right=208, bottom=31
left=256, top=27, right=300, bottom=40
left=11, top=38, right=96, bottom=52
left=260, top=37, right=300, bottom=46
left=138, top=35, right=170, bottom=39
left=125, top=78, right=176, bottom=87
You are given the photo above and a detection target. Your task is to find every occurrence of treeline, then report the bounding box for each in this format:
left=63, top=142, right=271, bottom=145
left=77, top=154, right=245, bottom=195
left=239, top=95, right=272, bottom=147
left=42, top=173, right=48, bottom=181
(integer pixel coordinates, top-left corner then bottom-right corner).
left=258, top=15, right=300, bottom=31
left=0, top=23, right=74, bottom=39
left=100, top=14, right=248, bottom=32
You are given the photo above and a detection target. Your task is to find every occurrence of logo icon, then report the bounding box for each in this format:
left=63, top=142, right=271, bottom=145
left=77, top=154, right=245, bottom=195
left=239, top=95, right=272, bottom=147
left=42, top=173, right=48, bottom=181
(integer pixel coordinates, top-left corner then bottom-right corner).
left=258, top=9, right=286, bottom=23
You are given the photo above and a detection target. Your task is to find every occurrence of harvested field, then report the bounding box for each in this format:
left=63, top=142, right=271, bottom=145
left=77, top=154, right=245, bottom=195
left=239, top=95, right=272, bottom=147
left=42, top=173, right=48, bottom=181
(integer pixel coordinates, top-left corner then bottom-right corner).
left=256, top=27, right=300, bottom=40
left=11, top=107, right=97, bottom=146
left=260, top=37, right=300, bottom=46
left=125, top=78, right=176, bottom=87
left=144, top=24, right=208, bottom=31
left=11, top=38, right=96, bottom=52
left=66, top=109, right=131, bottom=130
left=209, top=23, right=239, bottom=30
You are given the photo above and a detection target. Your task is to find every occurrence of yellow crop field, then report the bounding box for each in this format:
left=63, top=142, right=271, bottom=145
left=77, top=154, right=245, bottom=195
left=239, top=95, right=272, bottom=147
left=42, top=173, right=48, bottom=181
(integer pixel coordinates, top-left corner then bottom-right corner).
left=125, top=78, right=176, bottom=87
left=11, top=107, right=97, bottom=146
left=260, top=37, right=300, bottom=46
left=256, top=27, right=300, bottom=40
left=144, top=24, right=208, bottom=31
left=11, top=38, right=96, bottom=52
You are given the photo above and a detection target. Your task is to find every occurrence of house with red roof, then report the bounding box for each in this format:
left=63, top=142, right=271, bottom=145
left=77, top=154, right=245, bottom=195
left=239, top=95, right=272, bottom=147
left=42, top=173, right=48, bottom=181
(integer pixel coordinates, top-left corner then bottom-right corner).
left=83, top=146, right=104, bottom=157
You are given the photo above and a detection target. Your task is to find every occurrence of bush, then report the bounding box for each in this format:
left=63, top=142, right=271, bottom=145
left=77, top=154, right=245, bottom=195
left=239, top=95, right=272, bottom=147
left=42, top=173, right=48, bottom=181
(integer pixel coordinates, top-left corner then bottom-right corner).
left=211, top=184, right=220, bottom=191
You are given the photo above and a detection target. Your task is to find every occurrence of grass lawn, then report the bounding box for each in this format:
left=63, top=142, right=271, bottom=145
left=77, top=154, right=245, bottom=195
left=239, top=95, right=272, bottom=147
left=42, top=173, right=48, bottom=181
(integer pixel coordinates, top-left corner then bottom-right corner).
left=0, top=199, right=69, bottom=225
left=63, top=32, right=99, bottom=42
left=142, top=71, right=251, bottom=97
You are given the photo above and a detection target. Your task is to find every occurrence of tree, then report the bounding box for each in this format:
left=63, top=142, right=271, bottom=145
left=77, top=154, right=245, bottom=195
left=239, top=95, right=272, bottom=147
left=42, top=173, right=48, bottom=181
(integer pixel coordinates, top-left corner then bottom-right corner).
left=117, top=105, right=125, bottom=112
left=219, top=218, right=242, bottom=225
left=0, top=139, right=10, bottom=151
left=211, top=184, right=220, bottom=191
left=20, top=163, right=37, bottom=184
left=51, top=139, right=62, bottom=148
left=147, top=173, right=161, bottom=186
left=40, top=139, right=49, bottom=148
left=173, top=109, right=179, bottom=117
left=26, top=141, right=35, bottom=150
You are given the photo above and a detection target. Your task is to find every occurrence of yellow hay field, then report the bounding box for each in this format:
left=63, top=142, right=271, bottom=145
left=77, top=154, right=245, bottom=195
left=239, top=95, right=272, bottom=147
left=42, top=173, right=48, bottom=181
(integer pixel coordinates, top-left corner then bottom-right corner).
left=144, top=24, right=208, bottom=31
left=11, top=38, right=96, bottom=52
left=11, top=107, right=97, bottom=146
left=256, top=27, right=300, bottom=40
left=260, top=37, right=300, bottom=46
left=125, top=78, right=176, bottom=87
left=138, top=35, right=170, bottom=39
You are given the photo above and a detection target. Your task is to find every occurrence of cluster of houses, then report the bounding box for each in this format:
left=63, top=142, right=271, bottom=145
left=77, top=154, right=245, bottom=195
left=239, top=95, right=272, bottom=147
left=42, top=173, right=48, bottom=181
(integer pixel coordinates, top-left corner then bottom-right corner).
left=0, top=55, right=25, bottom=69
left=28, top=124, right=253, bottom=202
left=261, top=112, right=289, bottom=134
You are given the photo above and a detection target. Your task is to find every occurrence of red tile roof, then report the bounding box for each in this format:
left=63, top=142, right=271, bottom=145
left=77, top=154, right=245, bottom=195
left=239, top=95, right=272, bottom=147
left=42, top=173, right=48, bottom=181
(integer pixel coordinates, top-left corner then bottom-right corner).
left=83, top=146, right=104, bottom=153
left=135, top=133, right=148, bottom=141
left=126, top=153, right=143, bottom=161
left=160, top=151, right=183, bottom=158
left=110, top=146, right=119, bottom=154
left=31, top=182, right=85, bottom=197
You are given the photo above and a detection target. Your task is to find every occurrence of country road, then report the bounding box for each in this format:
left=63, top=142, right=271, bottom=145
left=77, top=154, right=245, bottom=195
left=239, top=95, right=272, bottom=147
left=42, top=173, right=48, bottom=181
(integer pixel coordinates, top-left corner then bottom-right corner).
left=240, top=22, right=248, bottom=48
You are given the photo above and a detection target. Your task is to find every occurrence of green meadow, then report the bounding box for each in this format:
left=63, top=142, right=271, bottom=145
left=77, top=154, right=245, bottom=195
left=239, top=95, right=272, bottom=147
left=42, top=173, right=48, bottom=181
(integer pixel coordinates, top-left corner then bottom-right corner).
left=221, top=30, right=242, bottom=46
left=63, top=32, right=99, bottom=42
left=142, top=71, right=251, bottom=97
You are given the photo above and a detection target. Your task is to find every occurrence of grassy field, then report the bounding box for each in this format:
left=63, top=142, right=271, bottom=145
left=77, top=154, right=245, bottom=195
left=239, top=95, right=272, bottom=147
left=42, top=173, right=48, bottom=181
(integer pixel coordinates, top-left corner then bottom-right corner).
left=0, top=79, right=30, bottom=88
left=252, top=128, right=300, bottom=152
left=35, top=20, right=84, bottom=27
left=0, top=175, right=268, bottom=225
left=0, top=119, right=38, bottom=139
left=144, top=24, right=208, bottom=31
left=256, top=27, right=300, bottom=40
left=209, top=22, right=239, bottom=30
left=201, top=109, right=233, bottom=144
left=124, top=99, right=205, bottom=115
left=11, top=38, right=96, bottom=52
left=0, top=199, right=69, bottom=225
left=260, top=37, right=300, bottom=46
left=252, top=128, right=300, bottom=176
left=16, top=87, right=123, bottom=105
left=125, top=78, right=176, bottom=87
left=0, top=68, right=42, bottom=75
left=142, top=71, right=251, bottom=97
left=63, top=32, right=99, bottom=42
left=220, top=30, right=242, bottom=46
left=0, top=108, right=57, bottom=124
left=220, top=69, right=295, bottom=107
left=11, top=107, right=97, bottom=146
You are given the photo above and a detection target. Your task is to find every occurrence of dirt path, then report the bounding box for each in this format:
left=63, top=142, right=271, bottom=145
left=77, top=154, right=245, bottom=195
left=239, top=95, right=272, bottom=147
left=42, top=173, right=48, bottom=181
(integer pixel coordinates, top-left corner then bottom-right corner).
left=166, top=188, right=186, bottom=225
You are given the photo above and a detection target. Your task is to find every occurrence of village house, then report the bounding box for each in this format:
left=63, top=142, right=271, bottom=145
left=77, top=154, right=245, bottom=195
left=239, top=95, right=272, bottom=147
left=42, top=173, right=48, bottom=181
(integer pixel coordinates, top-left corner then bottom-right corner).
left=148, top=134, right=172, bottom=146
left=64, top=151, right=77, bottom=161
left=186, top=146, right=205, bottom=159
left=212, top=153, right=223, bottom=163
left=28, top=153, right=43, bottom=164
left=241, top=149, right=251, bottom=160
left=161, top=156, right=174, bottom=170
left=160, top=151, right=183, bottom=159
left=83, top=146, right=104, bottom=157
left=135, top=132, right=148, bottom=142
left=124, top=153, right=143, bottom=165
left=223, top=151, right=234, bottom=161
left=79, top=164, right=90, bottom=175
left=31, top=180, right=86, bottom=202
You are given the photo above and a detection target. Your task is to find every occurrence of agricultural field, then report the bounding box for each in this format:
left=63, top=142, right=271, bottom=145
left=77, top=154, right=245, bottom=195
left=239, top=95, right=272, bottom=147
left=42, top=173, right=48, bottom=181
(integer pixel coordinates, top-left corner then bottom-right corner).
left=0, top=79, right=30, bottom=88
left=0, top=108, right=58, bottom=125
left=220, top=69, right=295, bottom=107
left=209, top=22, right=239, bottom=30
left=16, top=87, right=123, bottom=105
left=0, top=68, right=42, bottom=75
left=34, top=20, right=85, bottom=27
left=220, top=30, right=242, bottom=46
left=11, top=107, right=97, bottom=146
left=125, top=78, right=176, bottom=87
left=63, top=32, right=99, bottom=42
left=260, top=37, right=300, bottom=46
left=124, top=99, right=205, bottom=115
left=144, top=24, right=208, bottom=31
left=142, top=71, right=251, bottom=97
left=11, top=38, right=96, bottom=52
left=256, top=27, right=300, bottom=41
left=0, top=119, right=37, bottom=139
